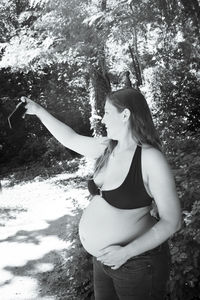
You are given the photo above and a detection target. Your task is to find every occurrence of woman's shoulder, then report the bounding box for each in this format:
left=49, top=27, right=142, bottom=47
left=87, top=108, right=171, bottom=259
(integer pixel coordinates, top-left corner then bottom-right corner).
left=141, top=144, right=162, bottom=153
left=141, top=144, right=166, bottom=164
left=141, top=144, right=170, bottom=173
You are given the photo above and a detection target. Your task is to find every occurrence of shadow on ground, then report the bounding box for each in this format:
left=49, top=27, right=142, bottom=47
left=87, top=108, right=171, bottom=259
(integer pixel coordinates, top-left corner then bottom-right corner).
left=0, top=213, right=87, bottom=299
left=0, top=167, right=91, bottom=299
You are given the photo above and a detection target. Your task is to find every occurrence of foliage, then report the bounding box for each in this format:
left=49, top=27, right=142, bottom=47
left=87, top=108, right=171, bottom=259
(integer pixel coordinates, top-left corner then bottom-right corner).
left=163, top=130, right=200, bottom=299
left=60, top=206, right=93, bottom=300
left=17, top=134, right=47, bottom=163
left=0, top=157, right=80, bottom=186
left=0, top=63, right=91, bottom=165
left=36, top=203, right=93, bottom=300
left=42, top=137, right=73, bottom=167
left=0, top=0, right=92, bottom=164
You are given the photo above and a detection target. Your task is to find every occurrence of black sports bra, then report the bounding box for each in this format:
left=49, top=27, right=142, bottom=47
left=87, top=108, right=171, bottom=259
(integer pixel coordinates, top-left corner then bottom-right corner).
left=87, top=145, right=153, bottom=209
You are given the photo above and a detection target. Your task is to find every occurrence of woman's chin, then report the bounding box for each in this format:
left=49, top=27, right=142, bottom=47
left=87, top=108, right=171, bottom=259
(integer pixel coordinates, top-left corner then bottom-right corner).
left=106, top=132, right=111, bottom=139
left=105, top=128, right=119, bottom=140
left=107, top=133, right=118, bottom=140
left=106, top=130, right=113, bottom=139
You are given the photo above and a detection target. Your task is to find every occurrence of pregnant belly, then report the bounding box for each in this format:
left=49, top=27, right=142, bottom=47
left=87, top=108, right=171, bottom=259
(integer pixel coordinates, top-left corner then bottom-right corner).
left=79, top=195, right=153, bottom=257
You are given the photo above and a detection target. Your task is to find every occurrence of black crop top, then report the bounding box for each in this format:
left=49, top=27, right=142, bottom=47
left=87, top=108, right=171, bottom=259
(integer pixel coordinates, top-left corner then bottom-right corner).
left=87, top=145, right=153, bottom=209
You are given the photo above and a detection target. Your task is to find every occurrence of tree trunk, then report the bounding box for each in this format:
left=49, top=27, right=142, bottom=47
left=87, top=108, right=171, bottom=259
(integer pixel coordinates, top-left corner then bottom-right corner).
left=128, top=45, right=142, bottom=90
left=89, top=64, right=111, bottom=136
left=128, top=5, right=143, bottom=90
left=89, top=0, right=111, bottom=136
left=123, top=71, right=132, bottom=88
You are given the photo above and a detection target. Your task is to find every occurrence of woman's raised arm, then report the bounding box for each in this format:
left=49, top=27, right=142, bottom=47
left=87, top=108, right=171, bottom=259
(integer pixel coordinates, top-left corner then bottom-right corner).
left=22, top=96, right=107, bottom=158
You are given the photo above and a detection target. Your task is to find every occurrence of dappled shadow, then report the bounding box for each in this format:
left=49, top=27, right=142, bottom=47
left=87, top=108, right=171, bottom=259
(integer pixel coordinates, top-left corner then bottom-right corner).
left=0, top=213, right=82, bottom=299
left=0, top=158, right=81, bottom=188
left=53, top=175, right=87, bottom=187
left=0, top=214, right=73, bottom=244
left=4, top=250, right=73, bottom=299
left=0, top=160, right=90, bottom=299
left=0, top=207, right=28, bottom=227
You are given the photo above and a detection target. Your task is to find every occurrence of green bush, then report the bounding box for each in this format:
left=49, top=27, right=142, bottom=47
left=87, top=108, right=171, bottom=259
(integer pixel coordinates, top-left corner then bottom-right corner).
left=164, top=131, right=200, bottom=299
left=42, top=137, right=74, bottom=167
left=17, top=135, right=47, bottom=164
left=62, top=207, right=93, bottom=300
left=169, top=202, right=200, bottom=300
left=2, top=157, right=81, bottom=186
left=16, top=135, right=75, bottom=167
left=39, top=205, right=94, bottom=300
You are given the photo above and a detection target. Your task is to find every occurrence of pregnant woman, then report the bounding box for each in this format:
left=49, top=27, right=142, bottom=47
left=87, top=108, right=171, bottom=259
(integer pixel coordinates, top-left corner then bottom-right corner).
left=22, top=88, right=181, bottom=300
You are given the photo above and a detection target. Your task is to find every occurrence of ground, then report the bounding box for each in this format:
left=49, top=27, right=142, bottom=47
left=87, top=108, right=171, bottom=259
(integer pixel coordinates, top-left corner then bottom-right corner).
left=0, top=166, right=90, bottom=300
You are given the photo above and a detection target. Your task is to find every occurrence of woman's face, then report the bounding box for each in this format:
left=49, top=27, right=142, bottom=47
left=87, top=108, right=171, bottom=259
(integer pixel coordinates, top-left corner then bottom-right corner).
left=101, top=100, right=124, bottom=139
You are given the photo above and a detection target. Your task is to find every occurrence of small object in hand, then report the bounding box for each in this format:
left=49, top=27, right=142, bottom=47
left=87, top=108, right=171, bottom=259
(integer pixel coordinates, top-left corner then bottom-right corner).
left=8, top=101, right=27, bottom=129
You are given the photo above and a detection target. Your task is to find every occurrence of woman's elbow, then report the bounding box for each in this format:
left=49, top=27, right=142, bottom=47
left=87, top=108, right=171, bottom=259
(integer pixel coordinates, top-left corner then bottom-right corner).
left=168, top=204, right=182, bottom=234
left=175, top=207, right=182, bottom=232
left=175, top=217, right=182, bottom=232
left=170, top=216, right=182, bottom=235
left=162, top=215, right=182, bottom=236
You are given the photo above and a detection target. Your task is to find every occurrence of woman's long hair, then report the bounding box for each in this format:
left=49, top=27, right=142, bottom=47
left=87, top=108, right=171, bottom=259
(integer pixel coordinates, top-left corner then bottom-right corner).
left=94, top=88, right=162, bottom=175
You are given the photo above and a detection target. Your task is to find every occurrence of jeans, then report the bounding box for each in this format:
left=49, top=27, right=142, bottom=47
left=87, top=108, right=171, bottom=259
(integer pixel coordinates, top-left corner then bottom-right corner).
left=93, top=242, right=171, bottom=300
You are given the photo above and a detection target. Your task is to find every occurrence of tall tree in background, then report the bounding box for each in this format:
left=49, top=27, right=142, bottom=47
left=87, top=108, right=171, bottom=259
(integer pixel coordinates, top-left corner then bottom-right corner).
left=83, top=0, right=111, bottom=136
left=150, top=0, right=200, bottom=137
left=0, top=0, right=199, bottom=141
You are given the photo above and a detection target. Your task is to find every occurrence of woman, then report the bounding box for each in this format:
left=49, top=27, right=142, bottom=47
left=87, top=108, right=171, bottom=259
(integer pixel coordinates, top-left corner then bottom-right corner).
left=22, top=88, right=181, bottom=300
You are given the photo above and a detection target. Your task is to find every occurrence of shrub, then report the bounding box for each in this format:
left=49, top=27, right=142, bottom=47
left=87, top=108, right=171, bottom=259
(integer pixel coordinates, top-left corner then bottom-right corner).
left=42, top=137, right=74, bottom=167
left=164, top=130, right=200, bottom=299
left=17, top=135, right=47, bottom=164
left=62, top=207, right=93, bottom=300
left=39, top=205, right=94, bottom=300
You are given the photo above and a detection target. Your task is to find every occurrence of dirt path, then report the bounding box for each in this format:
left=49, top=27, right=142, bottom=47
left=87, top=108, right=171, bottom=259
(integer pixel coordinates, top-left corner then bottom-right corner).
left=0, top=172, right=89, bottom=300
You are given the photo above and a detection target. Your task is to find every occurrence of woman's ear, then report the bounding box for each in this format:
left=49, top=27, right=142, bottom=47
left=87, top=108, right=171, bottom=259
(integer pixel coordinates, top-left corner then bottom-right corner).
left=122, top=108, right=131, bottom=122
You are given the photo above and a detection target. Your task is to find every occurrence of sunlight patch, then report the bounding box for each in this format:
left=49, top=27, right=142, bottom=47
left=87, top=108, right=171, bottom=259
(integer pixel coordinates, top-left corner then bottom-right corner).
left=0, top=269, right=13, bottom=285
left=34, top=262, right=54, bottom=273
left=0, top=238, right=71, bottom=269
left=0, top=275, right=55, bottom=299
left=0, top=170, right=88, bottom=298
left=0, top=276, right=38, bottom=299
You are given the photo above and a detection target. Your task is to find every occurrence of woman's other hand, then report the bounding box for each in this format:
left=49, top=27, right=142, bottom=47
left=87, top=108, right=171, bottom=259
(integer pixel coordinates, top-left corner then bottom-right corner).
left=97, top=245, right=128, bottom=270
left=21, top=96, right=41, bottom=116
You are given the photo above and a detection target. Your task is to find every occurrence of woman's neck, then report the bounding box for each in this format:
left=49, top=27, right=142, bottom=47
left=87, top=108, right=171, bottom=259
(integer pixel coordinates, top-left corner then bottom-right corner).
left=114, top=134, right=138, bottom=154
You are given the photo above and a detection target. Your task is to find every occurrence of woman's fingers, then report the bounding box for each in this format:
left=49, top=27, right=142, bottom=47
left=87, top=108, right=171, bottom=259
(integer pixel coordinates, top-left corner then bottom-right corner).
left=21, top=96, right=29, bottom=103
left=20, top=96, right=39, bottom=115
left=21, top=97, right=30, bottom=113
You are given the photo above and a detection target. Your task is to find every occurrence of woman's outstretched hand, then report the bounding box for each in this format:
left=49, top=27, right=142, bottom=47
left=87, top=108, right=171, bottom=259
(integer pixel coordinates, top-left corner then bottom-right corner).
left=21, top=96, right=41, bottom=116
left=97, top=245, right=129, bottom=270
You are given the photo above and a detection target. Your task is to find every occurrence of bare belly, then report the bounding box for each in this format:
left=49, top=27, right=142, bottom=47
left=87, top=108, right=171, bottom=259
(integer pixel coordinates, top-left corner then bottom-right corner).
left=79, top=195, right=157, bottom=257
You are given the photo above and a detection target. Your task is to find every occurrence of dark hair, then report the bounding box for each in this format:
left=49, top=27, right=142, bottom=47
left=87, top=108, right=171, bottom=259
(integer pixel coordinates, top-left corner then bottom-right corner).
left=94, top=88, right=162, bottom=175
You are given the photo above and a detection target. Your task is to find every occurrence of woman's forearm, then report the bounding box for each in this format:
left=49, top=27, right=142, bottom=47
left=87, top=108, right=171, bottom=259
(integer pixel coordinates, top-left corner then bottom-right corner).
left=124, top=219, right=180, bottom=261
left=36, top=106, right=76, bottom=148
left=23, top=96, right=106, bottom=158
